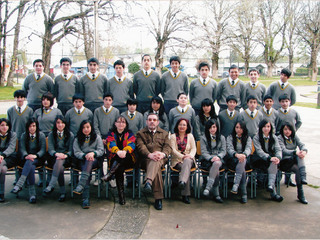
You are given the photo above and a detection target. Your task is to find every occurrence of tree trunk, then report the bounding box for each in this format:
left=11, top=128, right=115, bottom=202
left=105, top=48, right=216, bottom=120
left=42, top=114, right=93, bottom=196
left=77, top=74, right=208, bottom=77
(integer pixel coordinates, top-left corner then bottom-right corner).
left=310, top=48, right=318, bottom=82
left=288, top=50, right=294, bottom=77
left=0, top=1, right=8, bottom=86
left=211, top=52, right=219, bottom=79
left=42, top=29, right=53, bottom=74
left=155, top=41, right=165, bottom=75
left=266, top=62, right=273, bottom=78
left=244, top=58, right=249, bottom=76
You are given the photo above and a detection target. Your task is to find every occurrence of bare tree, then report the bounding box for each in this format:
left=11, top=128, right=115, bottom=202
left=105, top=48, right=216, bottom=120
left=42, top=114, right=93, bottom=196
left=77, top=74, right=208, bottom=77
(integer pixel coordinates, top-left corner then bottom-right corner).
left=296, top=1, right=320, bottom=82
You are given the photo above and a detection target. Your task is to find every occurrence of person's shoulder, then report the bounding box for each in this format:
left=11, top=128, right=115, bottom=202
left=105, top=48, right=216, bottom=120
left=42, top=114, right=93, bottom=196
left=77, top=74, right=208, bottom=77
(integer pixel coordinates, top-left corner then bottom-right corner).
left=39, top=131, right=46, bottom=138
left=44, top=74, right=53, bottom=80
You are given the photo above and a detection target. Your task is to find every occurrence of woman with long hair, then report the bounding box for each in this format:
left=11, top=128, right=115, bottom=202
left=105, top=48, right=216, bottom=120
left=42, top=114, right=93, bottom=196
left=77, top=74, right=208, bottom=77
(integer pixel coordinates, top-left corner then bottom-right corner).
left=196, top=98, right=218, bottom=135
left=143, top=96, right=169, bottom=131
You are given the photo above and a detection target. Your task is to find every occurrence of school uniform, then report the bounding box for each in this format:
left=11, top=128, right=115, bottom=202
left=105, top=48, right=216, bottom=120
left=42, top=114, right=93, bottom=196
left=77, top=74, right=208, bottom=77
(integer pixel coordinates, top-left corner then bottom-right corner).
left=239, top=109, right=264, bottom=138
left=143, top=110, right=169, bottom=132
left=93, top=106, right=120, bottom=139
left=65, top=107, right=93, bottom=136
left=243, top=81, right=266, bottom=109
left=261, top=106, right=279, bottom=131
left=218, top=109, right=240, bottom=137
left=195, top=115, right=220, bottom=136
left=266, top=80, right=296, bottom=110
left=121, top=111, right=144, bottom=135
left=33, top=107, right=63, bottom=136
left=276, top=107, right=302, bottom=135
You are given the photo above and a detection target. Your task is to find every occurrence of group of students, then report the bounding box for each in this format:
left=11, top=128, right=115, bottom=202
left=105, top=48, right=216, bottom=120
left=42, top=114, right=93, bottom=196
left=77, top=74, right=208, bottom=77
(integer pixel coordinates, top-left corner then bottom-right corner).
left=0, top=54, right=308, bottom=210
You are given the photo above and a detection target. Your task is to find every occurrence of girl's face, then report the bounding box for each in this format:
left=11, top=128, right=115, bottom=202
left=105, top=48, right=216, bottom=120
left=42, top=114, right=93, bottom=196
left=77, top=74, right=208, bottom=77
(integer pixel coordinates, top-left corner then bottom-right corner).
left=178, top=120, right=188, bottom=134
left=115, top=118, right=127, bottom=133
left=82, top=123, right=92, bottom=136
left=203, top=105, right=211, bottom=114
left=0, top=121, right=9, bottom=135
left=42, top=98, right=51, bottom=108
left=262, top=122, right=271, bottom=136
left=56, top=119, right=66, bottom=132
left=235, top=123, right=243, bottom=137
left=283, top=126, right=292, bottom=138
left=29, top=122, right=37, bottom=135
left=152, top=101, right=160, bottom=111
left=209, top=124, right=217, bottom=136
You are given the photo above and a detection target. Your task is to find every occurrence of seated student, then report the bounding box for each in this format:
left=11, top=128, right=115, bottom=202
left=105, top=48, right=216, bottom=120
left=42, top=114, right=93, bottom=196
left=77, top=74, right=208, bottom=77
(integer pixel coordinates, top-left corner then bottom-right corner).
left=101, top=116, right=136, bottom=205
left=243, top=68, right=266, bottom=109
left=261, top=95, right=279, bottom=131
left=252, top=119, right=283, bottom=202
left=0, top=119, right=17, bottom=202
left=168, top=92, right=200, bottom=141
left=170, top=118, right=196, bottom=204
left=73, top=120, right=104, bottom=209
left=226, top=121, right=252, bottom=203
left=278, top=122, right=308, bottom=204
left=11, top=118, right=46, bottom=204
left=143, top=96, right=169, bottom=132
left=239, top=95, right=264, bottom=138
left=218, top=95, right=240, bottom=138
left=195, top=98, right=219, bottom=135
left=43, top=116, right=74, bottom=202
left=121, top=98, right=144, bottom=135
left=200, top=119, right=226, bottom=203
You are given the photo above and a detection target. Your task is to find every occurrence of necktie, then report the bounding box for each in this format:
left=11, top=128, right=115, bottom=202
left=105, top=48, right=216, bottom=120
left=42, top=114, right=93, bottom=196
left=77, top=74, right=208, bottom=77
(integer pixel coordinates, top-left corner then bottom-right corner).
left=174, top=73, right=177, bottom=78
left=92, top=74, right=95, bottom=80
left=284, top=109, right=287, bottom=113
left=145, top=71, right=148, bottom=76
left=59, top=133, right=62, bottom=138
left=64, top=74, right=68, bottom=80
left=252, top=83, right=255, bottom=88
left=105, top=108, right=108, bottom=113
left=231, top=80, right=235, bottom=86
left=250, top=111, right=254, bottom=118
left=181, top=109, right=184, bottom=113
left=267, top=109, right=270, bottom=115
left=203, top=79, right=206, bottom=85
left=281, top=83, right=285, bottom=89
left=37, top=75, right=40, bottom=80
left=230, top=112, right=233, bottom=117
left=118, top=78, right=121, bottom=82
left=31, top=136, right=35, bottom=140
left=85, top=136, right=89, bottom=141
left=78, top=110, right=81, bottom=114
left=18, top=107, right=21, bottom=114
left=130, top=113, right=134, bottom=118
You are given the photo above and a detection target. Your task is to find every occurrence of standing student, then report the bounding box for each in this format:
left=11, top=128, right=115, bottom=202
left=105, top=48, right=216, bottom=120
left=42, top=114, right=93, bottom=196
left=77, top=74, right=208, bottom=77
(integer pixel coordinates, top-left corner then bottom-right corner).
left=195, top=98, right=219, bottom=135
left=216, top=65, right=245, bottom=112
left=0, top=119, right=17, bottom=202
left=189, top=62, right=217, bottom=115
left=108, top=60, right=134, bottom=113
left=73, top=120, right=104, bottom=209
left=54, top=57, right=80, bottom=115
left=161, top=56, right=189, bottom=114
left=261, top=95, right=279, bottom=131
left=266, top=68, right=296, bottom=110
left=252, top=119, right=283, bottom=202
left=22, top=59, right=54, bottom=111
left=243, top=68, right=266, bottom=109
left=43, top=116, right=74, bottom=202
left=11, top=118, right=46, bottom=204
left=143, top=96, right=169, bottom=132
left=133, top=54, right=161, bottom=113
left=200, top=119, right=226, bottom=203
left=79, top=58, right=109, bottom=113
left=121, top=99, right=144, bottom=135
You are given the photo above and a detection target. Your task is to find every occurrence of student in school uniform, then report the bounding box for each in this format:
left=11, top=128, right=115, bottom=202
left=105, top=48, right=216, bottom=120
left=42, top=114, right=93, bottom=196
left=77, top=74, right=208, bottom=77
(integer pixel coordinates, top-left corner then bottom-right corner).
left=108, top=60, right=134, bottom=113
left=22, top=59, right=54, bottom=111
left=0, top=119, right=17, bottom=202
left=189, top=62, right=217, bottom=115
left=121, top=99, right=144, bottom=135
left=243, top=68, right=266, bottom=110
left=195, top=98, right=219, bottom=136
left=133, top=54, right=161, bottom=113
left=260, top=95, right=279, bottom=131
left=43, top=116, right=74, bottom=202
left=143, top=96, right=169, bottom=132
left=161, top=56, right=189, bottom=114
left=54, top=57, right=80, bottom=115
left=73, top=120, right=104, bottom=209
left=11, top=118, right=46, bottom=204
left=79, top=58, right=109, bottom=113
left=266, top=68, right=296, bottom=110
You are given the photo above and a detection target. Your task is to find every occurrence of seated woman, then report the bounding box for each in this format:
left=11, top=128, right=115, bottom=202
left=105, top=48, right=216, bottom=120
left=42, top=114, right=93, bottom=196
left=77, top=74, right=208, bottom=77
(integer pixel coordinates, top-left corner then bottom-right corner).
left=200, top=119, right=226, bottom=203
left=73, top=120, right=104, bottom=209
left=226, top=121, right=252, bottom=203
left=11, top=118, right=46, bottom=204
left=43, top=116, right=74, bottom=202
left=170, top=118, right=196, bottom=204
left=143, top=96, right=169, bottom=132
left=278, top=122, right=308, bottom=204
left=195, top=98, right=219, bottom=135
left=0, top=118, right=17, bottom=202
left=252, top=119, right=283, bottom=202
left=101, top=116, right=136, bottom=205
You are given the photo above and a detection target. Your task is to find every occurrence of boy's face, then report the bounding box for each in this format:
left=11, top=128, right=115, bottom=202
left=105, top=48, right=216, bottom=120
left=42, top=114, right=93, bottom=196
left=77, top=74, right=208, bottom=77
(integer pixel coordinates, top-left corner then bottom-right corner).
left=227, top=100, right=237, bottom=111
left=142, top=56, right=152, bottom=71
left=115, top=65, right=124, bottom=77
left=249, top=71, right=259, bottom=83
left=229, top=68, right=239, bottom=80
left=280, top=99, right=290, bottom=109
left=176, top=94, right=188, bottom=106
left=247, top=99, right=258, bottom=111
left=61, top=61, right=71, bottom=74
left=103, top=97, right=113, bottom=109
left=34, top=62, right=44, bottom=75
left=199, top=66, right=210, bottom=79
left=73, top=99, right=84, bottom=109
left=170, top=60, right=180, bottom=73
left=88, top=62, right=99, bottom=73
left=128, top=104, right=137, bottom=113
left=280, top=73, right=289, bottom=83
left=263, top=99, right=274, bottom=110
left=15, top=96, right=25, bottom=107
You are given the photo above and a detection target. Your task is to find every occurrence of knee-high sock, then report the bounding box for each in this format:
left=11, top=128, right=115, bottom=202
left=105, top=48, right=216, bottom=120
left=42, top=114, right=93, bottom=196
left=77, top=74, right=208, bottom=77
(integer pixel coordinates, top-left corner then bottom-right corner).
left=28, top=184, right=36, bottom=197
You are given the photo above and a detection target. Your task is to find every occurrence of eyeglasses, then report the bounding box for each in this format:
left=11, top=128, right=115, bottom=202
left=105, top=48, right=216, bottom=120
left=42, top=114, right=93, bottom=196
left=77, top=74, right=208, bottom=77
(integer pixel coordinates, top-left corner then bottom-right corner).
left=148, top=119, right=158, bottom=122
left=116, top=121, right=126, bottom=124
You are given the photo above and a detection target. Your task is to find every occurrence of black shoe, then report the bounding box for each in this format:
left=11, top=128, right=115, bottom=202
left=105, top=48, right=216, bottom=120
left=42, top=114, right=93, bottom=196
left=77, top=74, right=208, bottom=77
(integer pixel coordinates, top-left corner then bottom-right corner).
left=285, top=179, right=296, bottom=187
left=266, top=185, right=274, bottom=193
left=37, top=181, right=43, bottom=188
left=58, top=194, right=66, bottom=202
left=214, top=196, right=224, bottom=203
left=11, top=186, right=22, bottom=194
left=301, top=179, right=308, bottom=185
left=0, top=194, right=4, bottom=202
left=144, top=182, right=152, bottom=193
left=178, top=181, right=186, bottom=190
left=43, top=187, right=54, bottom=197
left=182, top=196, right=190, bottom=204
left=271, top=194, right=284, bottom=202
left=298, top=196, right=308, bottom=204
left=154, top=199, right=162, bottom=210
left=240, top=195, right=247, bottom=204
left=29, top=196, right=37, bottom=204
left=82, top=198, right=90, bottom=209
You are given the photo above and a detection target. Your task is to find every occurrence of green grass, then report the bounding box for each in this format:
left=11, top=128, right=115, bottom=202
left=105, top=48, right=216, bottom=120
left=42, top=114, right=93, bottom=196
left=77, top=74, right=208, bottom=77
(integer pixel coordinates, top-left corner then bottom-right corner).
left=0, top=86, right=22, bottom=100
left=295, top=102, right=320, bottom=109
left=0, top=114, right=7, bottom=118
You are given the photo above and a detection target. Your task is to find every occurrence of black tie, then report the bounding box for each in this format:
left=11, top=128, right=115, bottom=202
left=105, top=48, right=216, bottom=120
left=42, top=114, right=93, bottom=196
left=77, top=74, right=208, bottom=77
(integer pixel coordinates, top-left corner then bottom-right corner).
left=230, top=112, right=233, bottom=117
left=64, top=74, right=68, bottom=80
left=231, top=80, right=235, bottom=86
left=267, top=109, right=270, bottom=115
left=92, top=74, right=95, bottom=80
left=85, top=136, right=89, bottom=141
left=37, top=75, right=40, bottom=80
left=174, top=73, right=177, bottom=78
left=31, top=136, right=35, bottom=140
left=78, top=110, right=81, bottom=114
left=118, top=78, right=121, bottom=82
left=130, top=113, right=134, bottom=118
left=181, top=109, right=184, bottom=113
left=252, top=83, right=255, bottom=88
left=59, top=133, right=62, bottom=138
left=250, top=111, right=254, bottom=118
left=105, top=108, right=108, bottom=113
left=284, top=109, right=287, bottom=113
left=281, top=83, right=285, bottom=89
left=18, top=107, right=21, bottom=114
left=203, top=79, right=206, bottom=85
left=145, top=71, right=148, bottom=76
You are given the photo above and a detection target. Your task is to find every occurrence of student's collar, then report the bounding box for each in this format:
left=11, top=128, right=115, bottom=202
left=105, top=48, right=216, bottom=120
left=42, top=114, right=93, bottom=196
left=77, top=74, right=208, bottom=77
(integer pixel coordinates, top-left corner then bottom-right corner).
left=250, top=80, right=258, bottom=86
left=115, top=75, right=125, bottom=82
left=29, top=133, right=36, bottom=138
left=170, top=69, right=180, bottom=77
left=177, top=105, right=187, bottom=112
left=229, top=77, right=239, bottom=84
left=43, top=107, right=53, bottom=112
left=103, top=105, right=112, bottom=113
left=75, top=106, right=85, bottom=113
left=246, top=108, right=257, bottom=115
left=227, top=109, right=234, bottom=115
left=0, top=132, right=8, bottom=137
left=284, top=135, right=290, bottom=140
left=62, top=72, right=72, bottom=79
left=280, top=107, right=289, bottom=113
left=34, top=72, right=44, bottom=78
left=16, top=104, right=27, bottom=112
left=263, top=106, right=272, bottom=113
left=143, top=69, right=152, bottom=75
left=87, top=72, right=99, bottom=78
left=278, top=79, right=288, bottom=87
left=210, top=134, right=216, bottom=140
left=57, top=130, right=64, bottom=135
left=128, top=111, right=136, bottom=116
left=153, top=110, right=159, bottom=114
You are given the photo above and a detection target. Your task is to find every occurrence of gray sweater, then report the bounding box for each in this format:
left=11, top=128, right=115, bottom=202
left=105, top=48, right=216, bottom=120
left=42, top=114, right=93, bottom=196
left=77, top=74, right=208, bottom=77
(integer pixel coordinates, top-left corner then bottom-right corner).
left=93, top=106, right=120, bottom=138
left=266, top=81, right=296, bottom=109
left=276, top=108, right=302, bottom=135
left=7, top=106, right=34, bottom=139
left=108, top=76, right=134, bottom=108
left=253, top=134, right=282, bottom=161
left=239, top=110, right=264, bottom=138
left=47, top=131, right=74, bottom=157
left=121, top=111, right=144, bottom=135
left=160, top=71, right=188, bottom=101
left=19, top=132, right=46, bottom=158
left=278, top=134, right=307, bottom=159
left=65, top=108, right=93, bottom=135
left=218, top=109, right=240, bottom=137
left=216, top=78, right=245, bottom=109
left=261, top=107, right=279, bottom=131
left=243, top=82, right=266, bottom=109
left=200, top=135, right=226, bottom=162
left=79, top=73, right=109, bottom=104
left=189, top=78, right=217, bottom=110
left=226, top=135, right=252, bottom=158
left=54, top=74, right=80, bottom=104
left=0, top=132, right=17, bottom=158
left=133, top=70, right=161, bottom=103
left=73, top=135, right=104, bottom=160
left=33, top=108, right=63, bottom=136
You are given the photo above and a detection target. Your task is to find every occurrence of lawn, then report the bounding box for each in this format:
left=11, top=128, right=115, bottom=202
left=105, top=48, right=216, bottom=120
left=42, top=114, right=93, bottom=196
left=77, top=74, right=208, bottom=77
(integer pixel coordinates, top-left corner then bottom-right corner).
left=0, top=86, right=22, bottom=101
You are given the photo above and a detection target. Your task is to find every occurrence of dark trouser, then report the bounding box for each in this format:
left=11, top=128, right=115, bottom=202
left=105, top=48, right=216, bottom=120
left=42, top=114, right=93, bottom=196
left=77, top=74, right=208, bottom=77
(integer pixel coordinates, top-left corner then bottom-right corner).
left=164, top=100, right=178, bottom=115
left=57, top=103, right=74, bottom=116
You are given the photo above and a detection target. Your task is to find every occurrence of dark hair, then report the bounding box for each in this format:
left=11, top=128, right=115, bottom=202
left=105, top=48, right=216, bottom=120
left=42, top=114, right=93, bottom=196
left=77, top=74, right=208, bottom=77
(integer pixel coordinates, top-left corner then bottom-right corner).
left=229, top=64, right=239, bottom=72
left=14, top=89, right=26, bottom=98
left=77, top=120, right=97, bottom=146
left=258, top=119, right=275, bottom=155
left=60, top=57, right=72, bottom=65
left=33, top=59, right=44, bottom=67
left=226, top=95, right=238, bottom=103
left=113, top=60, right=125, bottom=68
left=204, top=118, right=221, bottom=148
left=87, top=57, right=99, bottom=65
left=246, top=95, right=257, bottom=103
left=249, top=68, right=259, bottom=74
left=52, top=115, right=71, bottom=150
left=263, top=94, right=273, bottom=102
left=148, top=96, right=166, bottom=122
left=126, top=98, right=138, bottom=106
left=25, top=117, right=40, bottom=153
left=0, top=118, right=12, bottom=145
left=279, top=94, right=290, bottom=102
left=281, top=68, right=291, bottom=78
left=142, top=54, right=151, bottom=61
left=174, top=118, right=191, bottom=135
left=110, top=116, right=129, bottom=134
left=169, top=56, right=181, bottom=64
left=177, top=92, right=187, bottom=99
left=199, top=98, right=217, bottom=125
left=231, top=121, right=248, bottom=152
left=279, top=122, right=296, bottom=144
left=41, top=92, right=54, bottom=107
left=72, top=93, right=85, bottom=102
left=103, top=93, right=113, bottom=100
left=198, top=62, right=210, bottom=71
